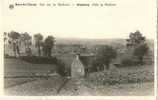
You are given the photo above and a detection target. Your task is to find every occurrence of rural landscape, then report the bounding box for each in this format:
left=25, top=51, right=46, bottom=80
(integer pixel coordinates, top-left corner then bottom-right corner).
left=4, top=30, right=154, bottom=96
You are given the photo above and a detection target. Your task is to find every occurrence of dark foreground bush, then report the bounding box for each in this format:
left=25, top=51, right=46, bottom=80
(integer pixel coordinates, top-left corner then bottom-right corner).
left=56, top=59, right=69, bottom=76
left=20, top=56, right=68, bottom=76
left=4, top=54, right=16, bottom=59
left=19, top=56, right=58, bottom=64
left=121, top=58, right=139, bottom=67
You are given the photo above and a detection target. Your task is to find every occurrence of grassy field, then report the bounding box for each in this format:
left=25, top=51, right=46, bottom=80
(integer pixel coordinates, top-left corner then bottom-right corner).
left=4, top=58, right=57, bottom=77
left=4, top=58, right=57, bottom=88
left=5, top=78, right=154, bottom=96
left=4, top=58, right=154, bottom=96
left=87, top=64, right=154, bottom=85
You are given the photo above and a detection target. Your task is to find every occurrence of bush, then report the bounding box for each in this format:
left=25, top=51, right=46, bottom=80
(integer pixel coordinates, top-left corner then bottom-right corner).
left=20, top=56, right=68, bottom=76
left=20, top=56, right=71, bottom=77
left=121, top=58, right=138, bottom=67
left=88, top=69, right=154, bottom=85
left=56, top=59, right=68, bottom=76
left=19, top=56, right=58, bottom=64
left=4, top=54, right=16, bottom=59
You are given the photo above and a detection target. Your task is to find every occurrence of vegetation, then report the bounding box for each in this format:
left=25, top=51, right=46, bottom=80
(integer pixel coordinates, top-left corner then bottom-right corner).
left=43, top=36, right=55, bottom=57
left=4, top=30, right=153, bottom=77
left=96, top=45, right=117, bottom=70
left=88, top=65, right=154, bottom=85
left=34, top=33, right=43, bottom=56
left=133, top=43, right=149, bottom=65
left=8, top=31, right=21, bottom=57
left=126, top=30, right=146, bottom=48
left=126, top=30, right=149, bottom=65
left=4, top=32, right=8, bottom=55
left=121, top=58, right=136, bottom=67
left=20, top=56, right=58, bottom=64
left=4, top=30, right=154, bottom=96
left=20, top=32, right=32, bottom=56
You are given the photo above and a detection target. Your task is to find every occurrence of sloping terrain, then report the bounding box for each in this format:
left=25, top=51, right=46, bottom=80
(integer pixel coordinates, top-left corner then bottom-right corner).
left=4, top=58, right=57, bottom=77
left=4, top=58, right=154, bottom=96
left=5, top=77, right=154, bottom=96
left=4, top=58, right=57, bottom=88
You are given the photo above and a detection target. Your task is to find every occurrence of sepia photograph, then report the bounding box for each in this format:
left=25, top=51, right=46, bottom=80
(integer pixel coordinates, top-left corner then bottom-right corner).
left=1, top=0, right=157, bottom=98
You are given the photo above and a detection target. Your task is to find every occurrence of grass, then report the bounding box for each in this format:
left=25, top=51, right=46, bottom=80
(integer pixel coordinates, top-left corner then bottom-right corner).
left=4, top=58, right=57, bottom=77
left=4, top=58, right=58, bottom=90
left=5, top=77, right=154, bottom=96
left=88, top=64, right=154, bottom=85
left=4, top=58, right=154, bottom=96
left=4, top=78, right=36, bottom=88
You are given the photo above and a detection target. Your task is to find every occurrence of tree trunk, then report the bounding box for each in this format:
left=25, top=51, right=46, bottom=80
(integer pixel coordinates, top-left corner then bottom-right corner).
left=103, top=64, right=106, bottom=70
left=24, top=42, right=27, bottom=53
left=4, top=43, right=5, bottom=56
left=16, top=45, right=20, bottom=56
left=38, top=45, right=41, bottom=56
left=139, top=56, right=143, bottom=65
left=48, top=48, right=52, bottom=57
left=106, top=63, right=110, bottom=70
left=13, top=43, right=16, bottom=57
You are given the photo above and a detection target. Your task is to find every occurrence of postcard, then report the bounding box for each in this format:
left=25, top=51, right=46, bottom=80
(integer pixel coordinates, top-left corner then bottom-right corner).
left=1, top=0, right=157, bottom=100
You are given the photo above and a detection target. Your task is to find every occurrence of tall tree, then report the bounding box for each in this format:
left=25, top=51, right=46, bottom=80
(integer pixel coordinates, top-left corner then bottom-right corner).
left=20, top=32, right=32, bottom=55
left=126, top=30, right=145, bottom=48
left=126, top=30, right=149, bottom=64
left=43, top=35, right=55, bottom=57
left=96, top=45, right=117, bottom=70
left=34, top=33, right=43, bottom=56
left=4, top=32, right=8, bottom=55
left=8, top=31, right=21, bottom=57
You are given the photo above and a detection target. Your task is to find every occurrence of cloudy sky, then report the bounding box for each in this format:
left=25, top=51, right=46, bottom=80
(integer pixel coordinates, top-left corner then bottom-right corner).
left=2, top=0, right=157, bottom=39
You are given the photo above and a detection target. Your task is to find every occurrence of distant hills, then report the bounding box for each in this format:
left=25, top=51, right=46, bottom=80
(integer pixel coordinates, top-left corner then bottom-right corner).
left=55, top=38, right=127, bottom=45
left=56, top=37, right=153, bottom=46
left=54, top=37, right=154, bottom=52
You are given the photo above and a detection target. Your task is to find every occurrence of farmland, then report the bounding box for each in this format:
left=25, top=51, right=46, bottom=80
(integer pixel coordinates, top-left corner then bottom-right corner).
left=4, top=32, right=155, bottom=96
left=4, top=58, right=154, bottom=96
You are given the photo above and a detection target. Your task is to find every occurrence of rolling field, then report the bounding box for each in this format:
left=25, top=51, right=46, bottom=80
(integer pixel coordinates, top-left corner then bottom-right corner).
left=4, top=58, right=57, bottom=88
left=4, top=58, right=154, bottom=96
left=4, top=58, right=57, bottom=77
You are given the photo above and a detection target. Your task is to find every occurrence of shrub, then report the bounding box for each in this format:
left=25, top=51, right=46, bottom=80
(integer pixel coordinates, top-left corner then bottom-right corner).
left=88, top=69, right=154, bottom=85
left=121, top=58, right=138, bottom=67
left=4, top=54, right=16, bottom=59
left=20, top=56, right=68, bottom=76
left=56, top=59, right=67, bottom=76
left=19, top=56, right=58, bottom=64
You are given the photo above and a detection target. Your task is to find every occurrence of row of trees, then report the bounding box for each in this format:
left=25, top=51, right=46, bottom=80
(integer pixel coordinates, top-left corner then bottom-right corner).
left=34, top=33, right=55, bottom=57
left=4, top=31, right=55, bottom=57
left=4, top=30, right=150, bottom=69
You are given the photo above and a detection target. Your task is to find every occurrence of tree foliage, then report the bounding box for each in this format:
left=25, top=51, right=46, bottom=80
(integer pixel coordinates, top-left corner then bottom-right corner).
left=96, top=45, right=117, bottom=70
left=8, top=31, right=20, bottom=40
left=4, top=32, right=8, bottom=42
left=8, top=31, right=21, bottom=57
left=133, top=43, right=149, bottom=65
left=43, top=35, right=55, bottom=57
left=126, top=30, right=149, bottom=65
left=4, top=32, right=8, bottom=55
left=34, top=33, right=43, bottom=56
left=126, top=30, right=145, bottom=48
left=20, top=32, right=32, bottom=55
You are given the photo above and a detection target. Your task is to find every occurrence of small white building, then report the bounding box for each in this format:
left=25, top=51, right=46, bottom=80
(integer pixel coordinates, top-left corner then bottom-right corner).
left=71, top=55, right=85, bottom=78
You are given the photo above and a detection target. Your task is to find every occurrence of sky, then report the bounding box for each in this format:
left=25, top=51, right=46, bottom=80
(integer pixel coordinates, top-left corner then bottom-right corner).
left=1, top=0, right=157, bottom=39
